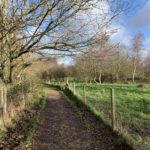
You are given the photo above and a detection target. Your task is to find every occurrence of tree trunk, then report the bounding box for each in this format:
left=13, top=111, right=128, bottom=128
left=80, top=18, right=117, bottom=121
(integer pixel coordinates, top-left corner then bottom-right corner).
left=8, top=58, right=14, bottom=83
left=94, top=76, right=97, bottom=83
left=132, top=66, right=136, bottom=83
left=0, top=70, right=5, bottom=83
left=8, top=66, right=13, bottom=83
left=116, top=73, right=119, bottom=83
left=98, top=72, right=102, bottom=84
left=89, top=79, right=92, bottom=84
left=111, top=74, right=113, bottom=83
left=132, top=71, right=135, bottom=83
left=0, top=64, right=7, bottom=83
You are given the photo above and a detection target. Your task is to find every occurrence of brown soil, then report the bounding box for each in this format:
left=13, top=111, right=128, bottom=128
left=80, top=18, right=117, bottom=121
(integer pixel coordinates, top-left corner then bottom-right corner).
left=0, top=106, right=40, bottom=150
left=32, top=89, right=132, bottom=150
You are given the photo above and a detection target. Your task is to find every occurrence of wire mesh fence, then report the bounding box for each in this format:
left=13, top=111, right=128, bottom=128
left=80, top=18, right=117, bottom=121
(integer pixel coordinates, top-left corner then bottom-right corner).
left=0, top=80, right=36, bottom=128
left=68, top=82, right=150, bottom=150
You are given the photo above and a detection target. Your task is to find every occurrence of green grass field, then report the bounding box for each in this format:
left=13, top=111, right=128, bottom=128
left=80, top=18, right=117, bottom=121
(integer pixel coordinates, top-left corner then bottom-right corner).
left=69, top=83, right=150, bottom=150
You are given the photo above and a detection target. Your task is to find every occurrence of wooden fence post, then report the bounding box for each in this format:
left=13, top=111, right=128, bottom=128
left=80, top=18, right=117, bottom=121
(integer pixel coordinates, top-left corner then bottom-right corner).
left=0, top=87, right=4, bottom=114
left=111, top=88, right=116, bottom=131
left=73, top=82, right=76, bottom=95
left=83, top=84, right=86, bottom=103
left=1, top=87, right=4, bottom=106
left=10, top=98, right=14, bottom=117
left=3, top=86, right=7, bottom=114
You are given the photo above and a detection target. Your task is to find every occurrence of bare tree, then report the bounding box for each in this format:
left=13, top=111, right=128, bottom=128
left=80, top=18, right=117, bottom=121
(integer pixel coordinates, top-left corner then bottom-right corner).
left=74, top=33, right=116, bottom=83
left=0, top=0, right=131, bottom=83
left=131, top=33, right=144, bottom=83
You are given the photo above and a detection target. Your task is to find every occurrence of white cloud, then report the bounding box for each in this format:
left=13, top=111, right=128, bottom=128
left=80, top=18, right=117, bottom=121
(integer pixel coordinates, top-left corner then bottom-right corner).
left=144, top=36, right=150, bottom=48
left=110, top=24, right=132, bottom=47
left=110, top=24, right=150, bottom=49
left=73, top=0, right=112, bottom=36
left=83, top=1, right=132, bottom=47
left=132, top=0, right=150, bottom=28
left=57, top=57, right=74, bottom=66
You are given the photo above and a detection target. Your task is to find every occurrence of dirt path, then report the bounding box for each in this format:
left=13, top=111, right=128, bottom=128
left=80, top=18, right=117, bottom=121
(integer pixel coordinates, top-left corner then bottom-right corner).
left=32, top=89, right=132, bottom=150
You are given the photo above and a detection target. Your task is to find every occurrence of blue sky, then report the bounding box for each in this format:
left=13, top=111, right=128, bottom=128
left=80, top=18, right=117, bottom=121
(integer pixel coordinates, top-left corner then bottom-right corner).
left=58, top=0, right=150, bottom=65
left=114, top=0, right=150, bottom=48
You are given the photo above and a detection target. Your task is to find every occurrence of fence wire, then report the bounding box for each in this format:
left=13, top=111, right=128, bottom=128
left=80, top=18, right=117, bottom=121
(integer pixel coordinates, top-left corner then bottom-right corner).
left=68, top=82, right=150, bottom=150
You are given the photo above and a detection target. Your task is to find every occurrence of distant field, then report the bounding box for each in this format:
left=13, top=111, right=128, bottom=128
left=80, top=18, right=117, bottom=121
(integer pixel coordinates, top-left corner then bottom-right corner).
left=69, top=83, right=150, bottom=150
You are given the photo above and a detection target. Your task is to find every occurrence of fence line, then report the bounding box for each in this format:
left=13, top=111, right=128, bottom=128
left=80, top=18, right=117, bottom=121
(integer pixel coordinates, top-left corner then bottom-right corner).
left=50, top=81, right=150, bottom=149
left=0, top=86, right=7, bottom=115
left=65, top=81, right=150, bottom=150
left=68, top=82, right=116, bottom=130
left=111, top=88, right=116, bottom=131
left=0, top=81, right=34, bottom=129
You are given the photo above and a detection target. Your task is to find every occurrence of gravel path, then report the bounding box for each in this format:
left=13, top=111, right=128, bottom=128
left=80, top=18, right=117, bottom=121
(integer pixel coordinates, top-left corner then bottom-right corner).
left=32, top=89, right=132, bottom=150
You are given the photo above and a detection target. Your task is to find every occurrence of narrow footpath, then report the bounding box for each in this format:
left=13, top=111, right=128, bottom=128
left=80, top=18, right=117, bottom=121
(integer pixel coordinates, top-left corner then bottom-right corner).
left=32, top=89, right=132, bottom=150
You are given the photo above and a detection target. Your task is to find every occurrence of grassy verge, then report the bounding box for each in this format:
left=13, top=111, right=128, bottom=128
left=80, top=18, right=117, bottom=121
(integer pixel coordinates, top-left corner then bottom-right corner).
left=68, top=83, right=150, bottom=150
left=0, top=84, right=47, bottom=149
left=61, top=87, right=133, bottom=149
left=19, top=90, right=47, bottom=150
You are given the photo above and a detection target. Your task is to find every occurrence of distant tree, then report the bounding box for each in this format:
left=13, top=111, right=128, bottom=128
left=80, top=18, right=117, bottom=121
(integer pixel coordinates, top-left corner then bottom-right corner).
left=0, top=0, right=131, bottom=83
left=131, top=33, right=144, bottom=83
left=73, top=33, right=116, bottom=83
left=143, top=53, right=150, bottom=81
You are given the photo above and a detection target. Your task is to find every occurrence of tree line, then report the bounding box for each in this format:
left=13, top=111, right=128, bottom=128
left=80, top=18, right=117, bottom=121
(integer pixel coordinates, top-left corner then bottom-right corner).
left=44, top=32, right=150, bottom=84
left=70, top=33, right=150, bottom=83
left=0, top=0, right=131, bottom=84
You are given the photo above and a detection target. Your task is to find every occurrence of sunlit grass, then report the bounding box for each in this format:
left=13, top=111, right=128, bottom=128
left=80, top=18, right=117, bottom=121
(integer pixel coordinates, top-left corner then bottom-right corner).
left=69, top=83, right=150, bottom=150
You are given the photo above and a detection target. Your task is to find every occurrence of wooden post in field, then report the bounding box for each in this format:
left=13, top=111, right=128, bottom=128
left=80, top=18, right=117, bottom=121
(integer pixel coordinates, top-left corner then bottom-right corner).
left=3, top=86, right=7, bottom=114
left=73, top=82, right=76, bottom=95
left=83, top=84, right=86, bottom=103
left=111, top=88, right=116, bottom=131
left=1, top=87, right=3, bottom=106
left=1, top=87, right=4, bottom=114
